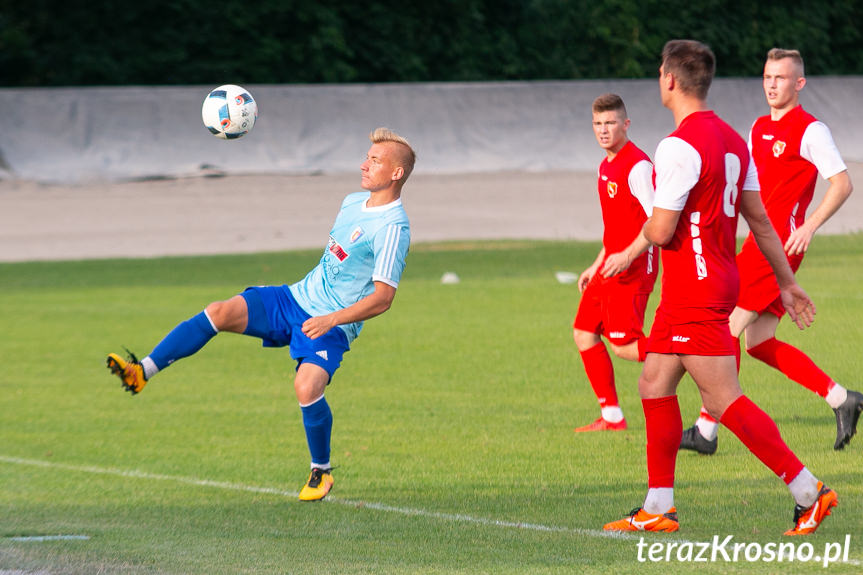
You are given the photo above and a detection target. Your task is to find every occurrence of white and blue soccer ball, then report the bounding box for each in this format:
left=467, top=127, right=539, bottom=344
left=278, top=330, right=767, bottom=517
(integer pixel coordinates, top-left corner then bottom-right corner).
left=201, top=84, right=257, bottom=139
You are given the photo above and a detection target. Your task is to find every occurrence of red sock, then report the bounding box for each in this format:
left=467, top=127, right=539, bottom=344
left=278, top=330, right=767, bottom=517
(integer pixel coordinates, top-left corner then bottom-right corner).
left=747, top=337, right=833, bottom=397
left=720, top=395, right=804, bottom=484
left=643, top=395, right=681, bottom=488
left=579, top=342, right=617, bottom=407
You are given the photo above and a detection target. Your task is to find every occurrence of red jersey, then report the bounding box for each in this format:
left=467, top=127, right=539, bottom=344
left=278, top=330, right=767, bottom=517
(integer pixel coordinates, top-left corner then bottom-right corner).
left=749, top=106, right=818, bottom=241
left=652, top=111, right=758, bottom=321
left=596, top=140, right=658, bottom=291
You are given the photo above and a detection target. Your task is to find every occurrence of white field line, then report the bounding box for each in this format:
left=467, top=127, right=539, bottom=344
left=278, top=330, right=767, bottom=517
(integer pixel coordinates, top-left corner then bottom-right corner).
left=6, top=535, right=90, bottom=542
left=0, top=454, right=638, bottom=541
left=9, top=452, right=860, bottom=567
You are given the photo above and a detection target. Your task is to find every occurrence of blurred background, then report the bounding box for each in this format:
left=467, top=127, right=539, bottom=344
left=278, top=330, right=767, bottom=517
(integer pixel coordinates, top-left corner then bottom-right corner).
left=1, top=0, right=862, bottom=259
left=4, top=0, right=862, bottom=86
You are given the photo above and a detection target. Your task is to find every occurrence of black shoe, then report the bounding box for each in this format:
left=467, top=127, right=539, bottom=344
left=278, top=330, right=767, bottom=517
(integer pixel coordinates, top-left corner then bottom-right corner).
left=678, top=425, right=717, bottom=455
left=833, top=390, right=863, bottom=450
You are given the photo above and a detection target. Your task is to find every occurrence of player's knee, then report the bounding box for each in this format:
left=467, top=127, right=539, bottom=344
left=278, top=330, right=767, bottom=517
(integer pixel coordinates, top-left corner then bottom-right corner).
left=573, top=329, right=600, bottom=350
left=294, top=363, right=330, bottom=404
left=205, top=296, right=246, bottom=332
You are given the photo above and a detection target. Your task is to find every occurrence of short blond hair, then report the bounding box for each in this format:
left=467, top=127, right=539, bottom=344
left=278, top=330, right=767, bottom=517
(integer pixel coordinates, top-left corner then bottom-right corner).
left=370, top=127, right=416, bottom=181
left=766, top=48, right=805, bottom=76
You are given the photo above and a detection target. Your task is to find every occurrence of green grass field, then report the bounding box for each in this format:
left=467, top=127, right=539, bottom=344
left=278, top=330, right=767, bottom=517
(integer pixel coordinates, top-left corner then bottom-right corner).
left=2, top=237, right=863, bottom=574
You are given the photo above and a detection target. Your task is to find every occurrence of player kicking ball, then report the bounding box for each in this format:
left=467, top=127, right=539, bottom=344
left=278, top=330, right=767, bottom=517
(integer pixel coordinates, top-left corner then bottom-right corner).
left=107, top=127, right=415, bottom=502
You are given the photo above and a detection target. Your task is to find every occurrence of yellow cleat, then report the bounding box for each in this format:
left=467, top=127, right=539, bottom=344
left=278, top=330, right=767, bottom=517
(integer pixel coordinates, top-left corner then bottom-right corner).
left=603, top=507, right=679, bottom=532
left=784, top=482, right=837, bottom=536
left=299, top=468, right=334, bottom=502
left=106, top=350, right=148, bottom=395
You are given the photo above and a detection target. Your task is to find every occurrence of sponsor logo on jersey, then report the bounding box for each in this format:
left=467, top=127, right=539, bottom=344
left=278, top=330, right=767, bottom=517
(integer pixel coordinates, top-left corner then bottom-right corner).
left=672, top=335, right=690, bottom=343
left=350, top=227, right=365, bottom=243
left=762, top=134, right=775, bottom=141
left=772, top=140, right=786, bottom=158
left=607, top=181, right=618, bottom=198
left=328, top=235, right=350, bottom=262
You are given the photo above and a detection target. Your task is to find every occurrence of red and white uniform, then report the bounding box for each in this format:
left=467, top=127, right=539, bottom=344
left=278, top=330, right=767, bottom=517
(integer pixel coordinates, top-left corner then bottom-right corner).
left=574, top=141, right=658, bottom=345
left=647, top=111, right=759, bottom=355
left=737, top=105, right=847, bottom=316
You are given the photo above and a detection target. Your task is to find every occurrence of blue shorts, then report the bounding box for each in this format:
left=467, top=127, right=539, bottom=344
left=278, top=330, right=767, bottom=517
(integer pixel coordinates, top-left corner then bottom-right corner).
left=240, top=286, right=350, bottom=380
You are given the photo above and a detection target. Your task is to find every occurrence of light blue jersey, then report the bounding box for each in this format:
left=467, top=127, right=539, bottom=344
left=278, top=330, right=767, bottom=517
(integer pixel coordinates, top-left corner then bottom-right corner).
left=289, top=192, right=410, bottom=343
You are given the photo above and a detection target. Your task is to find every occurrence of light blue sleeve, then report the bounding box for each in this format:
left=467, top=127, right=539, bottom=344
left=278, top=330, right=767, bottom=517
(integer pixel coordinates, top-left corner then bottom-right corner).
left=372, top=223, right=410, bottom=288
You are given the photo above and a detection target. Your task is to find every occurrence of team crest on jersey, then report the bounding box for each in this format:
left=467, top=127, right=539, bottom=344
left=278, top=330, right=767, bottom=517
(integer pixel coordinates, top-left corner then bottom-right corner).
left=350, top=226, right=365, bottom=243
left=328, top=235, right=350, bottom=262
left=772, top=140, right=786, bottom=158
left=607, top=181, right=618, bottom=198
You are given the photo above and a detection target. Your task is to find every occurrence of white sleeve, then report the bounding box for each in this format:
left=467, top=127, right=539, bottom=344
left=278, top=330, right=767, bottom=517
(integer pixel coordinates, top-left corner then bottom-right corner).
left=747, top=122, right=756, bottom=153
left=743, top=152, right=760, bottom=192
left=627, top=159, right=655, bottom=216
left=653, top=137, right=701, bottom=212
left=801, top=121, right=847, bottom=179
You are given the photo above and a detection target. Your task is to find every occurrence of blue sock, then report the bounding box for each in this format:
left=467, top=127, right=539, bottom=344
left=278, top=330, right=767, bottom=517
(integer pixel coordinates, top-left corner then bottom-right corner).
left=148, top=311, right=218, bottom=371
left=301, top=396, right=332, bottom=467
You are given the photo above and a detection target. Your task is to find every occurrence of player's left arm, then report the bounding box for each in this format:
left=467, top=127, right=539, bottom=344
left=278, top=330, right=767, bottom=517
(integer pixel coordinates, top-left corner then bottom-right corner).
left=785, top=170, right=852, bottom=255
left=786, top=122, right=854, bottom=255
left=601, top=231, right=652, bottom=277
left=302, top=282, right=396, bottom=339
left=303, top=221, right=409, bottom=339
left=741, top=190, right=815, bottom=329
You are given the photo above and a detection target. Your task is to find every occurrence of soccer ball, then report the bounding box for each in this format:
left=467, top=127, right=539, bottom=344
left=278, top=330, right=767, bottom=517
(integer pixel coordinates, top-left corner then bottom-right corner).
left=201, top=84, right=258, bottom=139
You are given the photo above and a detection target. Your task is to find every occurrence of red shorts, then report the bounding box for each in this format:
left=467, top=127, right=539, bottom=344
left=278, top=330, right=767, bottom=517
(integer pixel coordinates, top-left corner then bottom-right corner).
left=646, top=306, right=736, bottom=356
left=736, top=237, right=804, bottom=318
left=573, top=278, right=651, bottom=346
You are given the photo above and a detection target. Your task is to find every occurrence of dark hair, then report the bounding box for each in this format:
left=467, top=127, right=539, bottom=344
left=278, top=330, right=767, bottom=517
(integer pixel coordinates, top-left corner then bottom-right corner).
left=592, top=93, right=627, bottom=117
left=661, top=40, right=715, bottom=99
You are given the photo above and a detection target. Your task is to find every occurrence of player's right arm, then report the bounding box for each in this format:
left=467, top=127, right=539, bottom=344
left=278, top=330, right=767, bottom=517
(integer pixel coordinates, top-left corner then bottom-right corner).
left=644, top=208, right=680, bottom=246
left=643, top=137, right=697, bottom=247
left=579, top=247, right=606, bottom=293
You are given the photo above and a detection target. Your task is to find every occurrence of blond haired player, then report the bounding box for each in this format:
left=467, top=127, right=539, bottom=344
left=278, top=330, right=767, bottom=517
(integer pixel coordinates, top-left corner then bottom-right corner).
left=681, top=48, right=860, bottom=455
left=108, top=128, right=415, bottom=502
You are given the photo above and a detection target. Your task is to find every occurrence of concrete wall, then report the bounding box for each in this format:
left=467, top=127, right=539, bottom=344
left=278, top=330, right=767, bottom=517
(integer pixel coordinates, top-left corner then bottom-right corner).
left=2, top=77, right=861, bottom=183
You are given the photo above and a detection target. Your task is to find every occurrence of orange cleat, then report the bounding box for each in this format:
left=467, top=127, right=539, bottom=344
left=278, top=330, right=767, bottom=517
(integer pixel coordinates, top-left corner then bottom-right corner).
left=603, top=507, right=679, bottom=532
left=784, top=482, right=837, bottom=535
left=574, top=417, right=627, bottom=432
